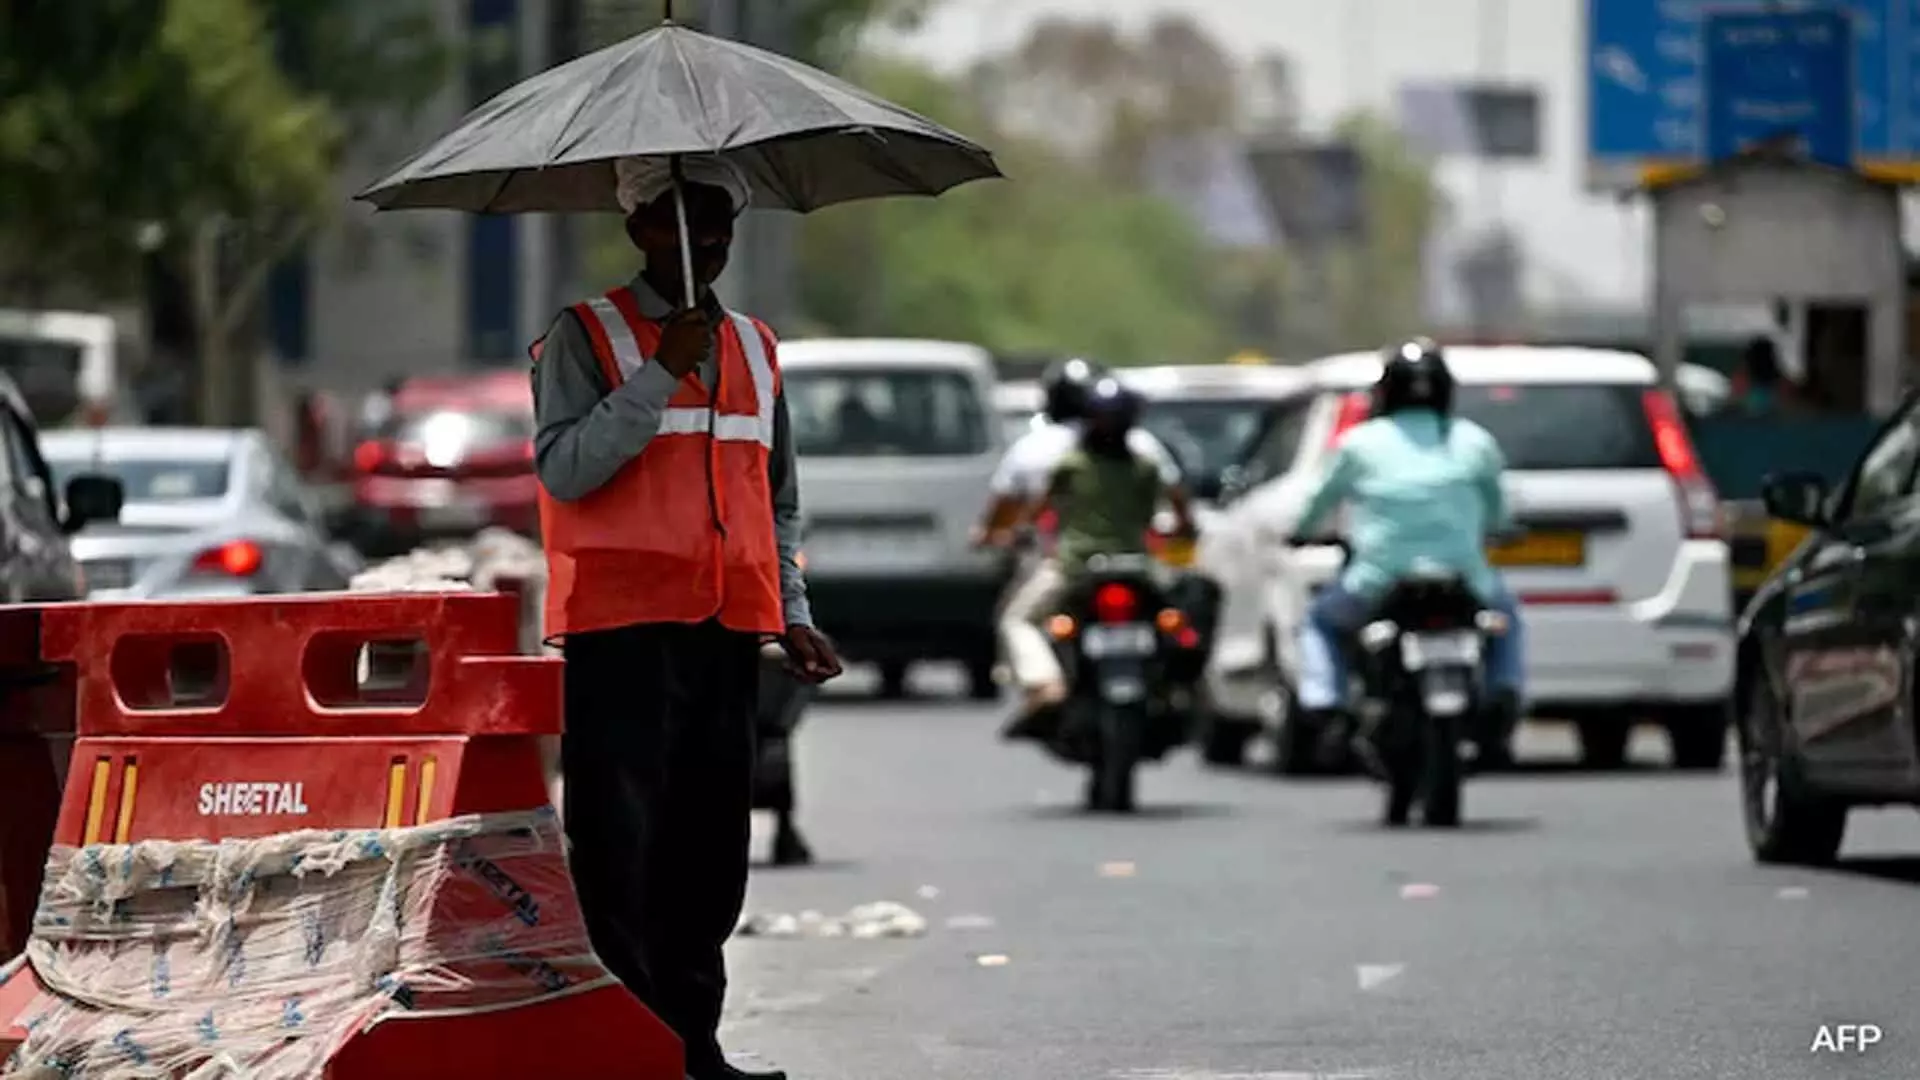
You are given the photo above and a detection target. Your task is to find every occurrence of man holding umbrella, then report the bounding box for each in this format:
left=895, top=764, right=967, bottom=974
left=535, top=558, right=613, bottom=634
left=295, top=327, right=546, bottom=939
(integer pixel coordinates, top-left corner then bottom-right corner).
left=355, top=17, right=1000, bottom=1076
left=529, top=153, right=839, bottom=1080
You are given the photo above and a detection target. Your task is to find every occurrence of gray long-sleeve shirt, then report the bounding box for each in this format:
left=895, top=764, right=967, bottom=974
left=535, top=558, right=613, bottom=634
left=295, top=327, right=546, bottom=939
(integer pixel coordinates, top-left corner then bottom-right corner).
left=530, top=274, right=812, bottom=628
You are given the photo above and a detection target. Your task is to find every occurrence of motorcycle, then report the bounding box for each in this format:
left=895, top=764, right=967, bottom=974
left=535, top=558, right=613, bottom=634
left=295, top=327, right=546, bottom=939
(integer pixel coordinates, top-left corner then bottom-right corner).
left=1290, top=536, right=1507, bottom=827
left=1030, top=554, right=1193, bottom=812
left=1146, top=514, right=1218, bottom=711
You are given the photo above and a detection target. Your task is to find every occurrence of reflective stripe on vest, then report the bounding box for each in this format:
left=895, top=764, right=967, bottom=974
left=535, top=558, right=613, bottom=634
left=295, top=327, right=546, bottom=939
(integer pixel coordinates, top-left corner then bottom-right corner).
left=576, top=297, right=777, bottom=447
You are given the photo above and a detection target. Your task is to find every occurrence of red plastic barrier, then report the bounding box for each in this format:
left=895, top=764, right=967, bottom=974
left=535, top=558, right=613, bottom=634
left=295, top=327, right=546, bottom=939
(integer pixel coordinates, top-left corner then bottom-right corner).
left=0, top=605, right=73, bottom=962
left=0, top=592, right=681, bottom=1079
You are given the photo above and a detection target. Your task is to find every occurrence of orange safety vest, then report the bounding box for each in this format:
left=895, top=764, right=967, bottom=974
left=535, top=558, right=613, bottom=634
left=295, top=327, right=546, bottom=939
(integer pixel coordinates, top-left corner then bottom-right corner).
left=535, top=287, right=785, bottom=639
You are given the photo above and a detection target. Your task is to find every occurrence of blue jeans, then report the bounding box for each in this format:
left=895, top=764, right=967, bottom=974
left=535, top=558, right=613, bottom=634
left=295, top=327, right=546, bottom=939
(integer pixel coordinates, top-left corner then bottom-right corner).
left=1295, top=580, right=1524, bottom=712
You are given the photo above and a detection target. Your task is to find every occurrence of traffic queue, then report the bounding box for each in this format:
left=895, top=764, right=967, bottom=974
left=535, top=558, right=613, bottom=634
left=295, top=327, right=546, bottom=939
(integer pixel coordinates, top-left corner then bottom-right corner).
left=6, top=320, right=1920, bottom=1077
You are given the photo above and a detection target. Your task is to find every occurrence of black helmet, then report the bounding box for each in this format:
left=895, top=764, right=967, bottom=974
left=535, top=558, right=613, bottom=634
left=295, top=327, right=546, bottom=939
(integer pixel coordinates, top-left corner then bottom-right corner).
left=1374, top=337, right=1454, bottom=416
left=1081, top=376, right=1140, bottom=430
left=1041, top=356, right=1106, bottom=423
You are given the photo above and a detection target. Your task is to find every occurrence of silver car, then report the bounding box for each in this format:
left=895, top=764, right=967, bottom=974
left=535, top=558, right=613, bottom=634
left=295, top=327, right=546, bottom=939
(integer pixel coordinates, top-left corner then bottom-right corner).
left=37, top=427, right=353, bottom=600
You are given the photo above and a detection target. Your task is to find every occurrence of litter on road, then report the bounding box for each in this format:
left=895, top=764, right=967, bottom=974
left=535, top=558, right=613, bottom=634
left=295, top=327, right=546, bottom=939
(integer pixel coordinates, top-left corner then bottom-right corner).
left=736, top=902, right=929, bottom=940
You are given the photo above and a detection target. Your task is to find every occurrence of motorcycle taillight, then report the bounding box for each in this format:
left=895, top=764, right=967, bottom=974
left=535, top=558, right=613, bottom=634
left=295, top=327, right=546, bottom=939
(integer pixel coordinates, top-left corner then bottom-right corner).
left=1091, top=582, right=1139, bottom=623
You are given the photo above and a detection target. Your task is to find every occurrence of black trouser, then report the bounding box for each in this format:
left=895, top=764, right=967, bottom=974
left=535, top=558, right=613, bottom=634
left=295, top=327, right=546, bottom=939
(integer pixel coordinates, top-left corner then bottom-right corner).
left=562, top=618, right=761, bottom=1071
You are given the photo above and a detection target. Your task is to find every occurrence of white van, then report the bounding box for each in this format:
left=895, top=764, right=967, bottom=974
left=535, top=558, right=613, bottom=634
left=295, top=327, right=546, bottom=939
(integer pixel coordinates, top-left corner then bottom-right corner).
left=781, top=338, right=1011, bottom=699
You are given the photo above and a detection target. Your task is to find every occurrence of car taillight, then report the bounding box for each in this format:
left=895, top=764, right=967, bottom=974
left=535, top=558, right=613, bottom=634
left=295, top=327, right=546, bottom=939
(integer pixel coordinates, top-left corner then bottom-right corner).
left=1326, top=390, right=1371, bottom=448
left=194, top=540, right=263, bottom=577
left=1091, top=582, right=1139, bottom=623
left=353, top=440, right=390, bottom=473
left=1640, top=388, right=1720, bottom=540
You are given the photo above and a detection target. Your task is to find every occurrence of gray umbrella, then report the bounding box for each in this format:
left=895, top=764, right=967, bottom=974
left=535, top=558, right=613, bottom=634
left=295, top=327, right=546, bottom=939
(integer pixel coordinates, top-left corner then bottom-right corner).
left=354, top=22, right=1001, bottom=217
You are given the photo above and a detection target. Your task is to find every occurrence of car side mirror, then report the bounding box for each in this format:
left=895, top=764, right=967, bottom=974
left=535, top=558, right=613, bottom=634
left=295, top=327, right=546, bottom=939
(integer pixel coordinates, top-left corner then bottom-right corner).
left=1760, top=471, right=1829, bottom=528
left=62, top=474, right=124, bottom=534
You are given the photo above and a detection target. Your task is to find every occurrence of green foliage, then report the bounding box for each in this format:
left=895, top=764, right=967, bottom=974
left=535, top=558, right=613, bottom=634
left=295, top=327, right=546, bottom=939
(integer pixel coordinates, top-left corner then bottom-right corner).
left=794, top=58, right=1245, bottom=365
left=0, top=0, right=448, bottom=304
left=1324, top=112, right=1441, bottom=348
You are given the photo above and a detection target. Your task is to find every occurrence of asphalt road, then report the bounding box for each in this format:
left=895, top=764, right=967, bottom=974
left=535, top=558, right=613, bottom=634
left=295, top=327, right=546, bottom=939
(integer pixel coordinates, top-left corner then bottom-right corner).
left=718, top=667, right=1920, bottom=1080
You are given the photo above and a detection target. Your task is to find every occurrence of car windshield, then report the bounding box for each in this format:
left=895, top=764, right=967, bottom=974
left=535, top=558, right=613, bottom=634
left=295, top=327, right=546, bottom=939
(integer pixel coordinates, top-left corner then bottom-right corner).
left=1136, top=398, right=1274, bottom=489
left=45, top=453, right=230, bottom=501
left=786, top=368, right=990, bottom=457
left=1454, top=383, right=1661, bottom=470
left=1000, top=409, right=1038, bottom=442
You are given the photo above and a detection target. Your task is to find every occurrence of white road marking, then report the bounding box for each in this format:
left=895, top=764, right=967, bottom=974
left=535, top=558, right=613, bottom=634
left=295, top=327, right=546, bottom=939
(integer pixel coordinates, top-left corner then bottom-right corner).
left=1777, top=886, right=1810, bottom=900
left=945, top=914, right=997, bottom=930
left=1113, top=1070, right=1388, bottom=1079
left=1357, top=963, right=1405, bottom=991
left=1399, top=883, right=1440, bottom=900
left=1101, top=861, right=1138, bottom=878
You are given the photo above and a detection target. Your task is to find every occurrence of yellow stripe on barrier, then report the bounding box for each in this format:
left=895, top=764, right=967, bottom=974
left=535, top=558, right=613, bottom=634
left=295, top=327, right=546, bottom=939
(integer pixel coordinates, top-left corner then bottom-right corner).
left=82, top=758, right=112, bottom=845
left=384, top=759, right=408, bottom=829
left=113, top=760, right=140, bottom=844
left=414, top=757, right=437, bottom=826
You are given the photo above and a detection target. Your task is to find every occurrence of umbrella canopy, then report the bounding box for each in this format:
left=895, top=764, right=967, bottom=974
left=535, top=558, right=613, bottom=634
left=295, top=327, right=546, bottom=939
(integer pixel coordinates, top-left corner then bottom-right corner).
left=356, top=22, right=1001, bottom=215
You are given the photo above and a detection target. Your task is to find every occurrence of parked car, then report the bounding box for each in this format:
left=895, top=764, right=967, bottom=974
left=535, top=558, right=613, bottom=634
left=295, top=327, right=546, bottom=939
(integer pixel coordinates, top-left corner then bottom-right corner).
left=1735, top=399, right=1920, bottom=865
left=783, top=338, right=1011, bottom=699
left=0, top=374, right=122, bottom=602
left=1194, top=347, right=1737, bottom=772
left=1119, top=364, right=1313, bottom=506
left=38, top=427, right=348, bottom=599
left=345, top=371, right=537, bottom=556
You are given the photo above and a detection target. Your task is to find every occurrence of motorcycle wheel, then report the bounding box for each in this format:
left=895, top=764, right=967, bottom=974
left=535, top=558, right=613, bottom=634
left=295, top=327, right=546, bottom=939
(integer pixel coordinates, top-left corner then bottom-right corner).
left=1382, top=722, right=1428, bottom=822
left=1420, top=708, right=1463, bottom=828
left=1088, top=703, right=1143, bottom=813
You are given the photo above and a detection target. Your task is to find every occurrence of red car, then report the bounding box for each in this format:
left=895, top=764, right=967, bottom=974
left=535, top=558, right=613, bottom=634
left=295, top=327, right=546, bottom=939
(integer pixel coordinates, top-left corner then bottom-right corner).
left=346, top=371, right=537, bottom=555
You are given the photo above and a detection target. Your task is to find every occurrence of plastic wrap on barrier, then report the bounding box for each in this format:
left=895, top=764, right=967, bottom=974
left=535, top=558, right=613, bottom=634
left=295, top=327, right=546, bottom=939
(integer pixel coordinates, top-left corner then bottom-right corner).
left=3, top=809, right=607, bottom=1079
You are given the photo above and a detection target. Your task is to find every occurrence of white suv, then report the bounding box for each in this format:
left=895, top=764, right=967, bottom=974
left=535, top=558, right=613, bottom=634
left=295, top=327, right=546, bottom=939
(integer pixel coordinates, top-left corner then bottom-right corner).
left=1195, top=346, right=1736, bottom=772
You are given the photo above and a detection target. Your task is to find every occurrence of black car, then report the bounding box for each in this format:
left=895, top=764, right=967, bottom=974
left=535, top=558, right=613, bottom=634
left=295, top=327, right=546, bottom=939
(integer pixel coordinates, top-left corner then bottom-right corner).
left=0, top=374, right=124, bottom=602
left=1736, top=399, right=1920, bottom=865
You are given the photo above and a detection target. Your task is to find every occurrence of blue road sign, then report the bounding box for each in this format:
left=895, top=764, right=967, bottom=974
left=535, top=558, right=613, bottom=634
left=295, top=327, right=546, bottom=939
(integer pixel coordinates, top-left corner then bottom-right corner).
left=1585, top=0, right=1919, bottom=187
left=1703, top=8, right=1854, bottom=168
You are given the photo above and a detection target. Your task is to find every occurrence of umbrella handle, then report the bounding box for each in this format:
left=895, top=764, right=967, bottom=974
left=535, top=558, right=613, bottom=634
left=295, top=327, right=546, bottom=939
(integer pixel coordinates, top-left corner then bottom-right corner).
left=672, top=163, right=696, bottom=309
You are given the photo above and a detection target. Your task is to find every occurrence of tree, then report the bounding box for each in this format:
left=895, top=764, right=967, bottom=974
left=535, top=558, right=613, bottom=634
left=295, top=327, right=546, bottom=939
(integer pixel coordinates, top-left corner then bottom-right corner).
left=789, top=57, right=1239, bottom=364
left=0, top=0, right=449, bottom=423
left=1321, top=112, right=1442, bottom=349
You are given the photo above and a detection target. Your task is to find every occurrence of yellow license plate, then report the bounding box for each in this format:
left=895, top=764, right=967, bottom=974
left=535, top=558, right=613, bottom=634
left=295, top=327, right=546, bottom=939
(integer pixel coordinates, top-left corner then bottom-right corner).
left=1487, top=530, right=1585, bottom=567
left=1156, top=536, right=1197, bottom=568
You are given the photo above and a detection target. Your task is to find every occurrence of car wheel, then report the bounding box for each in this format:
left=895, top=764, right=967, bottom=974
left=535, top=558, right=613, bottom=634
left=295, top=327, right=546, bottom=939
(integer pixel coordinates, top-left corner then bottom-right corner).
left=1576, top=716, right=1631, bottom=770
left=1664, top=704, right=1731, bottom=771
left=1256, top=627, right=1324, bottom=776
left=1199, top=716, right=1255, bottom=767
left=1740, top=676, right=1847, bottom=866
left=877, top=660, right=910, bottom=701
left=965, top=654, right=1000, bottom=701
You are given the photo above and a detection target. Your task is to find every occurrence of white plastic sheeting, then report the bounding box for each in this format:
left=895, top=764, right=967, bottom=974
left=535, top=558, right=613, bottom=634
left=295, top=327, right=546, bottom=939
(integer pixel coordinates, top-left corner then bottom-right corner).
left=348, top=530, right=548, bottom=656
left=3, top=809, right=608, bottom=1079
